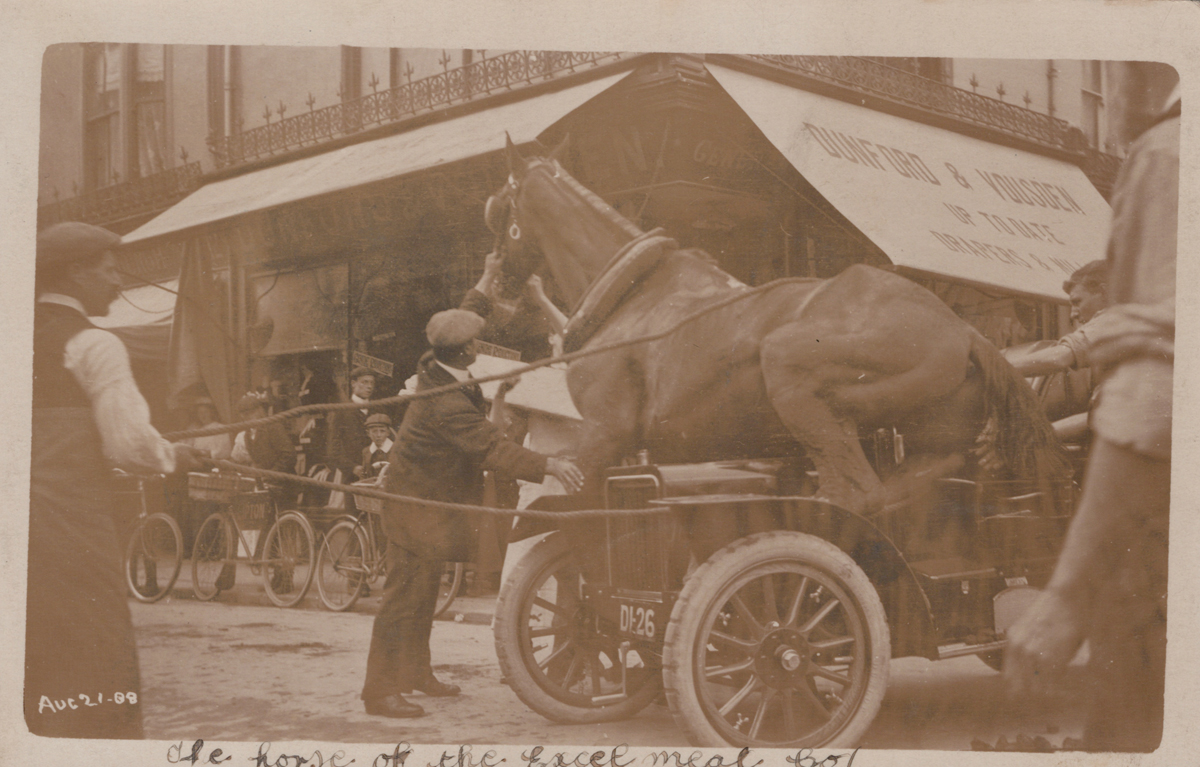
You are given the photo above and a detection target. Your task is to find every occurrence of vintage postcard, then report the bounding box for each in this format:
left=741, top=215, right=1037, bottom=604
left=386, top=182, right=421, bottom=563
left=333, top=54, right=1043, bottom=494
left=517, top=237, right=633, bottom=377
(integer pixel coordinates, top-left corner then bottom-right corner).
left=2, top=1, right=1197, bottom=766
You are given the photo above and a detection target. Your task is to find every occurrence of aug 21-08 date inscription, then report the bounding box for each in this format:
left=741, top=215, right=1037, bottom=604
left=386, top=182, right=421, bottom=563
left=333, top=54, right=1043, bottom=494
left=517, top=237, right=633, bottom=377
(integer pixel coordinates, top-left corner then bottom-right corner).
left=36, top=691, right=138, bottom=714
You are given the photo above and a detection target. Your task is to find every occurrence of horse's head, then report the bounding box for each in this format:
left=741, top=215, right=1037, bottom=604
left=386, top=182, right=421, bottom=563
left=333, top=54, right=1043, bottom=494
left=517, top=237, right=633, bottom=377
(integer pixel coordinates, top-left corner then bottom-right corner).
left=484, top=134, right=642, bottom=309
left=483, top=134, right=570, bottom=284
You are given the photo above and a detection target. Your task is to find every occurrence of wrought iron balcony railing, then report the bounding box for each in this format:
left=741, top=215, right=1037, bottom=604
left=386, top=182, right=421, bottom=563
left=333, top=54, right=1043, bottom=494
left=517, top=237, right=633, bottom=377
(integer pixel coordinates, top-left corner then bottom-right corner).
left=37, top=161, right=204, bottom=231
left=207, top=50, right=630, bottom=169
left=735, top=55, right=1082, bottom=154
left=1080, top=147, right=1123, bottom=197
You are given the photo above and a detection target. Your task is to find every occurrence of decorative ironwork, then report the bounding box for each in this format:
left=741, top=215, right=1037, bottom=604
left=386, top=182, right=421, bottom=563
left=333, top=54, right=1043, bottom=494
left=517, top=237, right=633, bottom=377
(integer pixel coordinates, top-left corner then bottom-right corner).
left=208, top=50, right=629, bottom=169
left=37, top=161, right=204, bottom=230
left=1080, top=147, right=1123, bottom=198
left=737, top=55, right=1079, bottom=154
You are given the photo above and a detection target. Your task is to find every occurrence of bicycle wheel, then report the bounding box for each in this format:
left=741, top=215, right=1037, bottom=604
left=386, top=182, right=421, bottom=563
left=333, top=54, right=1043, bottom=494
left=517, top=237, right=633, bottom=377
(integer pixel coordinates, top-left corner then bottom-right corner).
left=125, top=512, right=183, bottom=603
left=191, top=513, right=234, bottom=601
left=316, top=520, right=369, bottom=612
left=261, top=512, right=316, bottom=608
left=434, top=562, right=466, bottom=619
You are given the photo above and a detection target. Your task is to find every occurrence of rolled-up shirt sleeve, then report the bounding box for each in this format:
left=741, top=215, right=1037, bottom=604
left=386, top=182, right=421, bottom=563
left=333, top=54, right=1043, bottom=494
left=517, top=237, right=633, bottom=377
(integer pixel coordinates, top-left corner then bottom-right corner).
left=1056, top=323, right=1091, bottom=369
left=64, top=328, right=176, bottom=474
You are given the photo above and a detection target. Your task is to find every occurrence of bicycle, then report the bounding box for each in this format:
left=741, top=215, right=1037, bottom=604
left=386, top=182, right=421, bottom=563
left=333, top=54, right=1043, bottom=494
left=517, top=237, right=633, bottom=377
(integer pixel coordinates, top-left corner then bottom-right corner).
left=117, top=471, right=183, bottom=604
left=188, top=471, right=317, bottom=608
left=315, top=478, right=464, bottom=614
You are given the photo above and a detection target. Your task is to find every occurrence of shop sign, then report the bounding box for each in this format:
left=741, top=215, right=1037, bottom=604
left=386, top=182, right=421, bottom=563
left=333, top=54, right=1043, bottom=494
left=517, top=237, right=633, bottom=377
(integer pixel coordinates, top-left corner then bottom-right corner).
left=708, top=64, right=1112, bottom=301
left=352, top=351, right=395, bottom=378
left=475, top=340, right=522, bottom=361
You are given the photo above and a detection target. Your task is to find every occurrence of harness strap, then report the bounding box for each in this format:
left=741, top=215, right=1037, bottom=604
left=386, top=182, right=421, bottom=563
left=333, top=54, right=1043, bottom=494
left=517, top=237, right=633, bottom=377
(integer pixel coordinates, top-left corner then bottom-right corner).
left=561, top=228, right=678, bottom=353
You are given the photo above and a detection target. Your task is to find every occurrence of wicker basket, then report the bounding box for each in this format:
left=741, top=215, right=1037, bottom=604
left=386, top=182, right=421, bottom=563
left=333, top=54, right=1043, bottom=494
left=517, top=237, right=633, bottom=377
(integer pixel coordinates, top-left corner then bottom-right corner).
left=352, top=481, right=384, bottom=514
left=188, top=471, right=257, bottom=503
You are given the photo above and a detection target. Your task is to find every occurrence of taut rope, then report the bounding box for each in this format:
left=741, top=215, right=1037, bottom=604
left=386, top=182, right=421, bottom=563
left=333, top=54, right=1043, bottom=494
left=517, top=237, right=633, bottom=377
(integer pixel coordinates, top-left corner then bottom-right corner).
left=164, top=275, right=813, bottom=442
left=204, top=459, right=671, bottom=518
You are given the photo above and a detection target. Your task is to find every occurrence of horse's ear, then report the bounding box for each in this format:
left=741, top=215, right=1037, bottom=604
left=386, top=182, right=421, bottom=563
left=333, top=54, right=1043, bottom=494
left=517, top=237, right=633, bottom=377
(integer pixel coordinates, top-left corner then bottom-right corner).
left=505, top=132, right=526, bottom=178
left=547, top=133, right=571, bottom=164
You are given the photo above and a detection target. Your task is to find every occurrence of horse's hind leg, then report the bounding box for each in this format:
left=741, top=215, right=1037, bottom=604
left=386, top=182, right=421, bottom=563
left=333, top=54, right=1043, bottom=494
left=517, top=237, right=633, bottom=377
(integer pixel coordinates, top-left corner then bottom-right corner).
left=761, top=326, right=885, bottom=517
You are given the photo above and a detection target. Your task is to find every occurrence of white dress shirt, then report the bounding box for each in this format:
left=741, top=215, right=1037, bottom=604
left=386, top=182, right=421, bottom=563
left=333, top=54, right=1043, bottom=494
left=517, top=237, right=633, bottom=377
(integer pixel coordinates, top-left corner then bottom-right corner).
left=39, top=293, right=176, bottom=474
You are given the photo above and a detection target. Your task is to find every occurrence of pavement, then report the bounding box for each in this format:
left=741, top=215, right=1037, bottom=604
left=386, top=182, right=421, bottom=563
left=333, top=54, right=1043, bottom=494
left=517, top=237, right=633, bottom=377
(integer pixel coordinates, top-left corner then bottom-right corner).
left=162, top=558, right=500, bottom=625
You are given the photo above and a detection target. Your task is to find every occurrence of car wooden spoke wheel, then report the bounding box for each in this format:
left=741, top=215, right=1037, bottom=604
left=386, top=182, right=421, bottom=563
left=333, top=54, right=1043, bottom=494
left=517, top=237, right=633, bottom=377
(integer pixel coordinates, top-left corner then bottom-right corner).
left=493, top=532, right=662, bottom=723
left=664, top=531, right=889, bottom=747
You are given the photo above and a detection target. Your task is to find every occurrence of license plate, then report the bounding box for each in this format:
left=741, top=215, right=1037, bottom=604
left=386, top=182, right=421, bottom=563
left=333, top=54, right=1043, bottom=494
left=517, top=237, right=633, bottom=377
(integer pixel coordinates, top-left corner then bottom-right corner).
left=617, top=598, right=660, bottom=640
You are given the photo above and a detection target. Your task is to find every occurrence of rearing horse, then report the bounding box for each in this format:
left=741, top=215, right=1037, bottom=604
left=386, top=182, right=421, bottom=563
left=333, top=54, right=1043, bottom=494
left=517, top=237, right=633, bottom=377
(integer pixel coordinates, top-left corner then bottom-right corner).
left=487, top=139, right=1070, bottom=516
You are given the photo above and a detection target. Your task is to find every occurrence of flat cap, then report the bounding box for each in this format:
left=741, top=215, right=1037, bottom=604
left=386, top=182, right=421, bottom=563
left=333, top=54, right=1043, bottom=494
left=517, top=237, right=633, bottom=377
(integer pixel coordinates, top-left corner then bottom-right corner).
left=349, top=366, right=376, bottom=381
left=426, top=309, right=486, bottom=348
left=37, top=222, right=121, bottom=269
left=236, top=394, right=268, bottom=413
left=365, top=413, right=393, bottom=428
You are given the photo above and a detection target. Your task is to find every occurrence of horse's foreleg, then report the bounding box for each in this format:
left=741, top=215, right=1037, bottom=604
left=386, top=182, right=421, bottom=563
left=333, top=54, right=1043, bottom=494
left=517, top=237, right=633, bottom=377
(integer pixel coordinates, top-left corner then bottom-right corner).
left=567, top=356, right=644, bottom=506
left=574, top=421, right=634, bottom=504
left=761, top=328, right=885, bottom=517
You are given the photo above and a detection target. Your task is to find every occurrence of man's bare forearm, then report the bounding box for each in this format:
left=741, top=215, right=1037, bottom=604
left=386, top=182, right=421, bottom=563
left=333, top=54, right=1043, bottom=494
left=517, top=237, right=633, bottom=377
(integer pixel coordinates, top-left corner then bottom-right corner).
left=1010, top=344, right=1075, bottom=377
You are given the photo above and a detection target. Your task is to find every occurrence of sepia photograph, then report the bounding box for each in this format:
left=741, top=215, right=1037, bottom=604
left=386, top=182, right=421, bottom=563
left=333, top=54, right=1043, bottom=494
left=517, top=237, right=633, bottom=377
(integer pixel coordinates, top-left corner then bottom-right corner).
left=3, top=1, right=1197, bottom=765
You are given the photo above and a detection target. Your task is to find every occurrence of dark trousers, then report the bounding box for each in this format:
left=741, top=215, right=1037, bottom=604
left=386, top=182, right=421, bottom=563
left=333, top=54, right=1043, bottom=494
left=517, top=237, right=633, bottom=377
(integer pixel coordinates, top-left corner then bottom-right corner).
left=26, top=409, right=143, bottom=739
left=361, top=543, right=444, bottom=701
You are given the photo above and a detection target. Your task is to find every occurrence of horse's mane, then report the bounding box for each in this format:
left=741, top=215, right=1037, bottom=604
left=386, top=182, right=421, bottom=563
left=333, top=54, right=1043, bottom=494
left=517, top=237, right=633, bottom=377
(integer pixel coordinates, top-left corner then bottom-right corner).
left=550, top=160, right=644, bottom=240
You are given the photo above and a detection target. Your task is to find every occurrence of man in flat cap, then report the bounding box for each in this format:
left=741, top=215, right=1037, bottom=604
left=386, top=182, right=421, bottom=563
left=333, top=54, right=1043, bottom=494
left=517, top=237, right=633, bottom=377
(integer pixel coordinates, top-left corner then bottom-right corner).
left=355, top=412, right=394, bottom=480
left=231, top=393, right=297, bottom=475
left=27, top=222, right=206, bottom=738
left=360, top=307, right=583, bottom=719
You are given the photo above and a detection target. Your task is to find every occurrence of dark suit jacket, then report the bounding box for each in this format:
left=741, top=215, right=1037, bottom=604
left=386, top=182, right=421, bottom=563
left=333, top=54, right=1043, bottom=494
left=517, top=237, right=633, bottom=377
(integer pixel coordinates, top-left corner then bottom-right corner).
left=382, top=352, right=547, bottom=560
left=327, top=404, right=373, bottom=476
left=248, top=422, right=296, bottom=474
left=360, top=442, right=392, bottom=479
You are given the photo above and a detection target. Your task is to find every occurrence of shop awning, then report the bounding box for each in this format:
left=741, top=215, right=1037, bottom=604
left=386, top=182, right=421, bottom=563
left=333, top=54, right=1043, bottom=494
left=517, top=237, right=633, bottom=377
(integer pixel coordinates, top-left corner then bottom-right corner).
left=707, top=64, right=1112, bottom=301
left=123, top=72, right=631, bottom=246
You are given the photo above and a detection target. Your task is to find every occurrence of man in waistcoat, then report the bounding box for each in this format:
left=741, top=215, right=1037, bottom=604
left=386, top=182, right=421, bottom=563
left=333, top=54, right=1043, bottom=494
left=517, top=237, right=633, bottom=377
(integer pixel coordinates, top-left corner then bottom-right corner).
left=27, top=222, right=205, bottom=738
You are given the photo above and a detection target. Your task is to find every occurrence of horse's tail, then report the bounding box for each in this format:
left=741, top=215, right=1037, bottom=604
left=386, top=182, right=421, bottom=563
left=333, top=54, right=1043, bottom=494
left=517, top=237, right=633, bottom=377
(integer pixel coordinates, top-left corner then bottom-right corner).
left=968, top=332, right=1073, bottom=490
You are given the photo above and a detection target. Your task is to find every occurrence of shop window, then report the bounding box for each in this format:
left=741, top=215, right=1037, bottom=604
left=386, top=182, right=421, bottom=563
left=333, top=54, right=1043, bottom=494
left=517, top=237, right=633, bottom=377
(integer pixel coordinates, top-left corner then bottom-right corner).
left=1081, top=61, right=1104, bottom=148
left=341, top=46, right=362, bottom=101
left=926, top=280, right=1041, bottom=349
left=83, top=43, right=170, bottom=189
left=84, top=43, right=122, bottom=189
left=388, top=48, right=402, bottom=89
left=134, top=44, right=168, bottom=177
left=206, top=46, right=225, bottom=140
left=251, top=265, right=349, bottom=357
